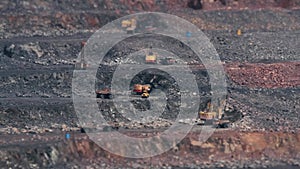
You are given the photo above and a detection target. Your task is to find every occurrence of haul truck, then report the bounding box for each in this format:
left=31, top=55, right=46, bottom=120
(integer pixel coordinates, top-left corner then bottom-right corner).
left=145, top=51, right=157, bottom=64
left=96, top=88, right=112, bottom=99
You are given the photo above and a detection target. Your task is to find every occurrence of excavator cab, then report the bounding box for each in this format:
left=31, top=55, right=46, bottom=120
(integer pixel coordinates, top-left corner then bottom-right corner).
left=141, top=92, right=150, bottom=98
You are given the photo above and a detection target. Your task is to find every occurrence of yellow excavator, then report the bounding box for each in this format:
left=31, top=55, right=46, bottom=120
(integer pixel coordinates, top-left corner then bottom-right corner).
left=121, top=18, right=137, bottom=34
left=132, top=84, right=151, bottom=98
left=198, top=100, right=230, bottom=128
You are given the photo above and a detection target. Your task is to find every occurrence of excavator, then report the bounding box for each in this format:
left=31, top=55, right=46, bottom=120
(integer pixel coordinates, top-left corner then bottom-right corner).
left=198, top=99, right=230, bottom=128
left=121, top=18, right=137, bottom=34
left=132, top=84, right=152, bottom=98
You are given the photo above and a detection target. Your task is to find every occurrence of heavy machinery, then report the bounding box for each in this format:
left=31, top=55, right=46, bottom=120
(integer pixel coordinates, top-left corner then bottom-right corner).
left=121, top=18, right=137, bottom=34
left=198, top=100, right=230, bottom=128
left=141, top=92, right=150, bottom=98
left=145, top=51, right=157, bottom=64
left=144, top=47, right=176, bottom=65
left=96, top=88, right=112, bottom=99
left=160, top=57, right=176, bottom=65
left=132, top=84, right=151, bottom=98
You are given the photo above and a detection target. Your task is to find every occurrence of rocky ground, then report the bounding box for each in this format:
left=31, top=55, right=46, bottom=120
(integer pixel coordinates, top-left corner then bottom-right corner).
left=0, top=0, right=299, bottom=168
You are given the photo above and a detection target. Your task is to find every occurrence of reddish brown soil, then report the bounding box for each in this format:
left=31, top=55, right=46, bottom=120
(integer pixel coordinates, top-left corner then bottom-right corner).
left=226, top=61, right=300, bottom=88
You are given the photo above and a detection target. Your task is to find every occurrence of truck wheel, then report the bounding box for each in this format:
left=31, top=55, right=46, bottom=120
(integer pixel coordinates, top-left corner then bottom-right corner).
left=219, top=123, right=229, bottom=128
left=96, top=94, right=101, bottom=98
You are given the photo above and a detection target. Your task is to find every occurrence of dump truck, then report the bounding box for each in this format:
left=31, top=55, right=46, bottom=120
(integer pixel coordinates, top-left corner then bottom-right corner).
left=121, top=18, right=137, bottom=34
left=145, top=51, right=157, bottom=64
left=160, top=57, right=176, bottom=65
left=96, top=88, right=112, bottom=99
left=198, top=100, right=230, bottom=128
left=132, top=84, right=151, bottom=98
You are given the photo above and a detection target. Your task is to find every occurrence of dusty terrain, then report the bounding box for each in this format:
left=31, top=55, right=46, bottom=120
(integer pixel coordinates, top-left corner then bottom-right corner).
left=0, top=0, right=299, bottom=168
